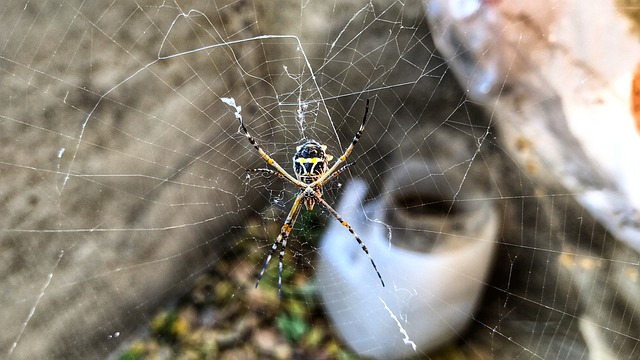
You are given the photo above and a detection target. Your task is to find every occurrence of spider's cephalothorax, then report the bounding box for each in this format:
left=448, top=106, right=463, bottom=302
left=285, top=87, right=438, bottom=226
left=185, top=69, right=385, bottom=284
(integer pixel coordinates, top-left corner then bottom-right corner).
left=238, top=99, right=384, bottom=298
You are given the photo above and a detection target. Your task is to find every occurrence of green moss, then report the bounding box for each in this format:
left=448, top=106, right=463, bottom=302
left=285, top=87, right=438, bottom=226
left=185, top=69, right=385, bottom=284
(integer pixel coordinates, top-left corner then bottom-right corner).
left=276, top=313, right=309, bottom=343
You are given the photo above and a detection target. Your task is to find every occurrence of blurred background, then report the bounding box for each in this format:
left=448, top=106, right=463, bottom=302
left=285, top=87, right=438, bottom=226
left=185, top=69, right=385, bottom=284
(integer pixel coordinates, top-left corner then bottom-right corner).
left=1, top=0, right=639, bottom=359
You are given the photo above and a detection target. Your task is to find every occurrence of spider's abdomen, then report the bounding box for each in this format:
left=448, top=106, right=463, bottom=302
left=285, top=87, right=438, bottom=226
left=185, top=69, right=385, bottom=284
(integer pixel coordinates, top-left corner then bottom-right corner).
left=293, top=140, right=332, bottom=183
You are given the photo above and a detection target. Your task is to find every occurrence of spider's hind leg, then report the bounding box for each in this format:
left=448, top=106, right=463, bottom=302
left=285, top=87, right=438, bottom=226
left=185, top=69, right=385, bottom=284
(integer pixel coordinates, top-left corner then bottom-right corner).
left=255, top=193, right=304, bottom=298
left=315, top=194, right=385, bottom=287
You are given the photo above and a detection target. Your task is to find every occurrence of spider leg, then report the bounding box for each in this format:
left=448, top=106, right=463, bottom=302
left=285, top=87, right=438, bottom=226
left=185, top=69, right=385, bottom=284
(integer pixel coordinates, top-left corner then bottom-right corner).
left=317, top=99, right=369, bottom=185
left=256, top=192, right=304, bottom=298
left=277, top=204, right=303, bottom=298
left=238, top=119, right=305, bottom=186
left=315, top=193, right=385, bottom=287
left=325, top=162, right=354, bottom=183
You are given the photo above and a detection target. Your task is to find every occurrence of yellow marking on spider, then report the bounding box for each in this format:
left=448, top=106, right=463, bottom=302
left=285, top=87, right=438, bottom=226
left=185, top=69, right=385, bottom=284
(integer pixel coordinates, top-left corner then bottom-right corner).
left=296, top=157, right=322, bottom=164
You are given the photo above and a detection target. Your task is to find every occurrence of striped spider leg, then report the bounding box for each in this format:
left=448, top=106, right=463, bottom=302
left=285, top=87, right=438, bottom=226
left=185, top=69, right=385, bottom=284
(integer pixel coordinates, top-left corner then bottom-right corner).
left=238, top=99, right=384, bottom=298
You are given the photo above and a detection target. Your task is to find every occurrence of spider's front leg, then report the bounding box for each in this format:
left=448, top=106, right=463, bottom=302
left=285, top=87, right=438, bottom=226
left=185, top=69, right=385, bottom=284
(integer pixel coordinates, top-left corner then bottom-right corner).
left=237, top=117, right=305, bottom=187
left=324, top=162, right=354, bottom=183
left=256, top=192, right=304, bottom=298
left=316, top=99, right=369, bottom=185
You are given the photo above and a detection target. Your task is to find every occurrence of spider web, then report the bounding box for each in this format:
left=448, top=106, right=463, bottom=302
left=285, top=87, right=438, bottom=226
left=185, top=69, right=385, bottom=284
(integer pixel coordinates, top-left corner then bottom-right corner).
left=1, top=0, right=639, bottom=359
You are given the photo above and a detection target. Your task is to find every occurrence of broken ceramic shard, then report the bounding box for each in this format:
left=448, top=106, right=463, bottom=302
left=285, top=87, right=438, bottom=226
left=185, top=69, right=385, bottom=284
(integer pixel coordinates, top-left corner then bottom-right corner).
left=317, top=161, right=498, bottom=359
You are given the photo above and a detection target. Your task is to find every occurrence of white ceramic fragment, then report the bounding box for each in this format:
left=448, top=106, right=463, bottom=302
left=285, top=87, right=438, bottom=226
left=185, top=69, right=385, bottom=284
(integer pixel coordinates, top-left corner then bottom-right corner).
left=317, top=161, right=498, bottom=359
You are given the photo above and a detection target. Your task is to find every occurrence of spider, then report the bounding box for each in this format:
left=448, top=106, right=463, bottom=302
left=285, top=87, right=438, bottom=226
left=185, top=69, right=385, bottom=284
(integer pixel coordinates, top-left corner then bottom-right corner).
left=238, top=99, right=385, bottom=298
